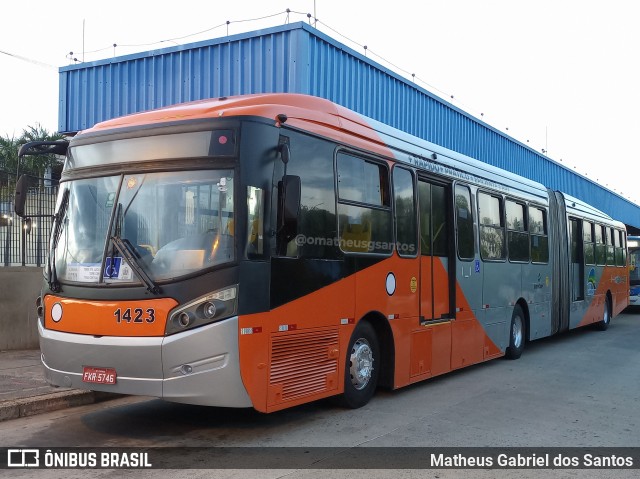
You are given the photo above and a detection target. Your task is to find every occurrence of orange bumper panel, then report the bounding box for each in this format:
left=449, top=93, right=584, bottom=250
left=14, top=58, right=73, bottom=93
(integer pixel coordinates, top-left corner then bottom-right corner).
left=43, top=295, right=179, bottom=337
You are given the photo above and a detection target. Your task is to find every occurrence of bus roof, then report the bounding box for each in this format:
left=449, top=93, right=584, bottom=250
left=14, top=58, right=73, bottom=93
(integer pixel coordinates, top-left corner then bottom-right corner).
left=78, top=93, right=616, bottom=216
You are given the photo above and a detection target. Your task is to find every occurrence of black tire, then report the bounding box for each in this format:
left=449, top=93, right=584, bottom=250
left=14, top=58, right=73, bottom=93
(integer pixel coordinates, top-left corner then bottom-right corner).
left=505, top=305, right=525, bottom=360
left=339, top=321, right=380, bottom=409
left=595, top=296, right=611, bottom=331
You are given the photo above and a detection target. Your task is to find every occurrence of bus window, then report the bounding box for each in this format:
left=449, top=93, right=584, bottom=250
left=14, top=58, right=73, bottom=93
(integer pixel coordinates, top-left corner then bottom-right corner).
left=629, top=235, right=640, bottom=305
left=630, top=242, right=640, bottom=281
left=478, top=192, right=505, bottom=260
left=615, top=230, right=625, bottom=266
left=418, top=181, right=449, bottom=257
left=338, top=153, right=387, bottom=206
left=506, top=199, right=529, bottom=262
left=337, top=153, right=392, bottom=254
left=418, top=182, right=431, bottom=255
left=606, top=228, right=615, bottom=265
left=145, top=171, right=236, bottom=280
left=595, top=225, right=606, bottom=266
left=455, top=184, right=474, bottom=260
left=246, top=186, right=264, bottom=256
left=530, top=207, right=549, bottom=263
left=570, top=218, right=585, bottom=301
left=52, top=179, right=118, bottom=282
left=294, top=137, right=339, bottom=259
left=393, top=167, right=417, bottom=257
left=621, top=231, right=627, bottom=266
left=432, top=185, right=448, bottom=257
left=584, top=221, right=595, bottom=265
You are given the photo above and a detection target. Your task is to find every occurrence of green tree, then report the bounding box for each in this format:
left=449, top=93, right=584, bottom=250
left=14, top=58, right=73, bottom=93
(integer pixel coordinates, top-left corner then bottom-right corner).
left=0, top=135, right=21, bottom=199
left=18, top=124, right=64, bottom=178
left=0, top=123, right=64, bottom=179
left=0, top=134, right=20, bottom=176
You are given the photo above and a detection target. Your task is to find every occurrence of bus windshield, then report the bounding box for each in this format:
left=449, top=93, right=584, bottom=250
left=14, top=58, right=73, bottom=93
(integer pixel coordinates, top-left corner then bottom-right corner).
left=629, top=247, right=640, bottom=283
left=50, top=169, right=235, bottom=284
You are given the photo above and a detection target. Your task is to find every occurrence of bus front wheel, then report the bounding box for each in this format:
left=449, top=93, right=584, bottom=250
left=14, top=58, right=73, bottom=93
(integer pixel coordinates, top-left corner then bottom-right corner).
left=505, top=305, right=525, bottom=360
left=339, top=321, right=380, bottom=409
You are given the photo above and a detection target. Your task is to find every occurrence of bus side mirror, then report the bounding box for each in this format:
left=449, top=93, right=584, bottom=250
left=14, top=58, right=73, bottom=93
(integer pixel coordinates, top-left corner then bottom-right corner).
left=283, top=175, right=301, bottom=227
left=277, top=175, right=301, bottom=253
left=18, top=140, right=68, bottom=158
left=14, top=175, right=28, bottom=218
left=280, top=143, right=290, bottom=165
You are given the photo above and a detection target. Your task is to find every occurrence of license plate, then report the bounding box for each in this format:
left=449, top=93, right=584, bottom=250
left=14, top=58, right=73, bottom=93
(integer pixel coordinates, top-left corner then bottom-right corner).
left=82, top=366, right=117, bottom=385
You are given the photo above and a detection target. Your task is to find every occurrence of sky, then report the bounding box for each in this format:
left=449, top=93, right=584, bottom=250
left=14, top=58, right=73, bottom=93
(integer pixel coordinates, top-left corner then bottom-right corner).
left=1, top=0, right=639, bottom=202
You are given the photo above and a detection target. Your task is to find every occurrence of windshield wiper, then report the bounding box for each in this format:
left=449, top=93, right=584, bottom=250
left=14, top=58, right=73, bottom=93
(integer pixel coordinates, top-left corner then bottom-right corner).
left=109, top=235, right=161, bottom=295
left=48, top=189, right=70, bottom=293
left=108, top=203, right=123, bottom=279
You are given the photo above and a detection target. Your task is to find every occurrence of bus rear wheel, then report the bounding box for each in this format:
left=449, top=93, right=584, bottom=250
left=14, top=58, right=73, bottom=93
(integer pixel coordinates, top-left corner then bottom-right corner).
left=339, top=321, right=380, bottom=409
left=595, top=296, right=611, bottom=331
left=505, top=305, right=525, bottom=360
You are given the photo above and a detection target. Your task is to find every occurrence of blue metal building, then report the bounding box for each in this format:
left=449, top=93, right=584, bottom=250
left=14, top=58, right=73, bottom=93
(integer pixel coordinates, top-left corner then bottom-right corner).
left=58, top=22, right=640, bottom=232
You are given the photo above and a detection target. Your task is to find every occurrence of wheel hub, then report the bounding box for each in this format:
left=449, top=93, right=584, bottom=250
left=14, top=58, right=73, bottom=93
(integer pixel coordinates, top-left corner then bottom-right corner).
left=512, top=317, right=523, bottom=348
left=349, top=339, right=374, bottom=390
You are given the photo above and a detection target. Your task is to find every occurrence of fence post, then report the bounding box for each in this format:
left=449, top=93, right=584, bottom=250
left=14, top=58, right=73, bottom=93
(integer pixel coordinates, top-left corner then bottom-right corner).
left=36, top=184, right=43, bottom=267
left=3, top=221, right=9, bottom=266
left=21, top=217, right=26, bottom=266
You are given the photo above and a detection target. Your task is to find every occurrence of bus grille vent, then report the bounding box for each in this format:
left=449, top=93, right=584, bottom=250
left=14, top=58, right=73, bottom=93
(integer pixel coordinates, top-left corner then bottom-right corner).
left=269, top=328, right=339, bottom=402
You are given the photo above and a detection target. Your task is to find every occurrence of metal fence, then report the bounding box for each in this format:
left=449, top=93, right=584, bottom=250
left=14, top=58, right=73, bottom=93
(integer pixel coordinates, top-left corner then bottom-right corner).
left=0, top=172, right=58, bottom=267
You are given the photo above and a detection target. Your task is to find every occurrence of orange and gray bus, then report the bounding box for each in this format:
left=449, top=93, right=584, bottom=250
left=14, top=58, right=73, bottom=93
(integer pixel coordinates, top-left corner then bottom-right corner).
left=16, top=93, right=629, bottom=413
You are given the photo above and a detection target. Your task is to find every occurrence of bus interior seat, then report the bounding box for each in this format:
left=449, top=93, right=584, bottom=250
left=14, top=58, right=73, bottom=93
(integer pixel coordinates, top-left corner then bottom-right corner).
left=341, top=220, right=372, bottom=252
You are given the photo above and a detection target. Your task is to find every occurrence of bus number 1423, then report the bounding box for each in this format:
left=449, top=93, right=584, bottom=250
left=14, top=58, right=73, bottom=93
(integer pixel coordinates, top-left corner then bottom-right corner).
left=114, top=308, right=156, bottom=324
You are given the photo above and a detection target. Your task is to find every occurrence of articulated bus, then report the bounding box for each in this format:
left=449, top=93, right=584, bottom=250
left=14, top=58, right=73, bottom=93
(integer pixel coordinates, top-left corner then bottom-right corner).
left=16, top=94, right=628, bottom=413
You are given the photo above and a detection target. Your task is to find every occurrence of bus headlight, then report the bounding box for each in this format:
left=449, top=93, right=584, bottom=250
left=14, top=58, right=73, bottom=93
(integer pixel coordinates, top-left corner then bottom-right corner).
left=166, top=285, right=237, bottom=335
left=202, top=301, right=217, bottom=319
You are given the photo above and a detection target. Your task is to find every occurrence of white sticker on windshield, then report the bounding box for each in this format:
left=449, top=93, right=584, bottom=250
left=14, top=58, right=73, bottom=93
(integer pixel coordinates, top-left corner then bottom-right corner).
left=66, top=263, right=101, bottom=282
left=66, top=259, right=134, bottom=282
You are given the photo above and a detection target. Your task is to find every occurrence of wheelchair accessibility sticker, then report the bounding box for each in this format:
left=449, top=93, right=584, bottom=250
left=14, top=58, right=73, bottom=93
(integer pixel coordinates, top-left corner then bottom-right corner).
left=104, top=257, right=133, bottom=280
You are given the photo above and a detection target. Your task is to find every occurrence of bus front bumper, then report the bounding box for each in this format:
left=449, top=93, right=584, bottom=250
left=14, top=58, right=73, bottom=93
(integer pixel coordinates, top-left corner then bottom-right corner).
left=38, top=316, right=253, bottom=408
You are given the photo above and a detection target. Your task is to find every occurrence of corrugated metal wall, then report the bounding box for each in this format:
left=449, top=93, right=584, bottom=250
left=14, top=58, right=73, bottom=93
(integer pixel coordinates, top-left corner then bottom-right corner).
left=58, top=22, right=640, bottom=230
left=59, top=27, right=304, bottom=132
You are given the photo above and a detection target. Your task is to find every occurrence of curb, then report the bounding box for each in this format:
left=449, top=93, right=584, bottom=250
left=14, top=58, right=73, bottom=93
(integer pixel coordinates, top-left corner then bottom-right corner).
left=0, top=390, right=121, bottom=422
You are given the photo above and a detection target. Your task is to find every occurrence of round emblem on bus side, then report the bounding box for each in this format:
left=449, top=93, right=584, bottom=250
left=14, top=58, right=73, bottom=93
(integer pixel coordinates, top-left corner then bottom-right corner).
left=386, top=273, right=396, bottom=296
left=51, top=303, right=63, bottom=323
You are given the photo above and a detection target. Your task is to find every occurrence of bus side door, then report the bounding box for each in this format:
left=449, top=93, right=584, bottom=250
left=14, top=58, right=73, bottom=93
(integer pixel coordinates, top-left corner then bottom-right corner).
left=417, top=177, right=454, bottom=376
